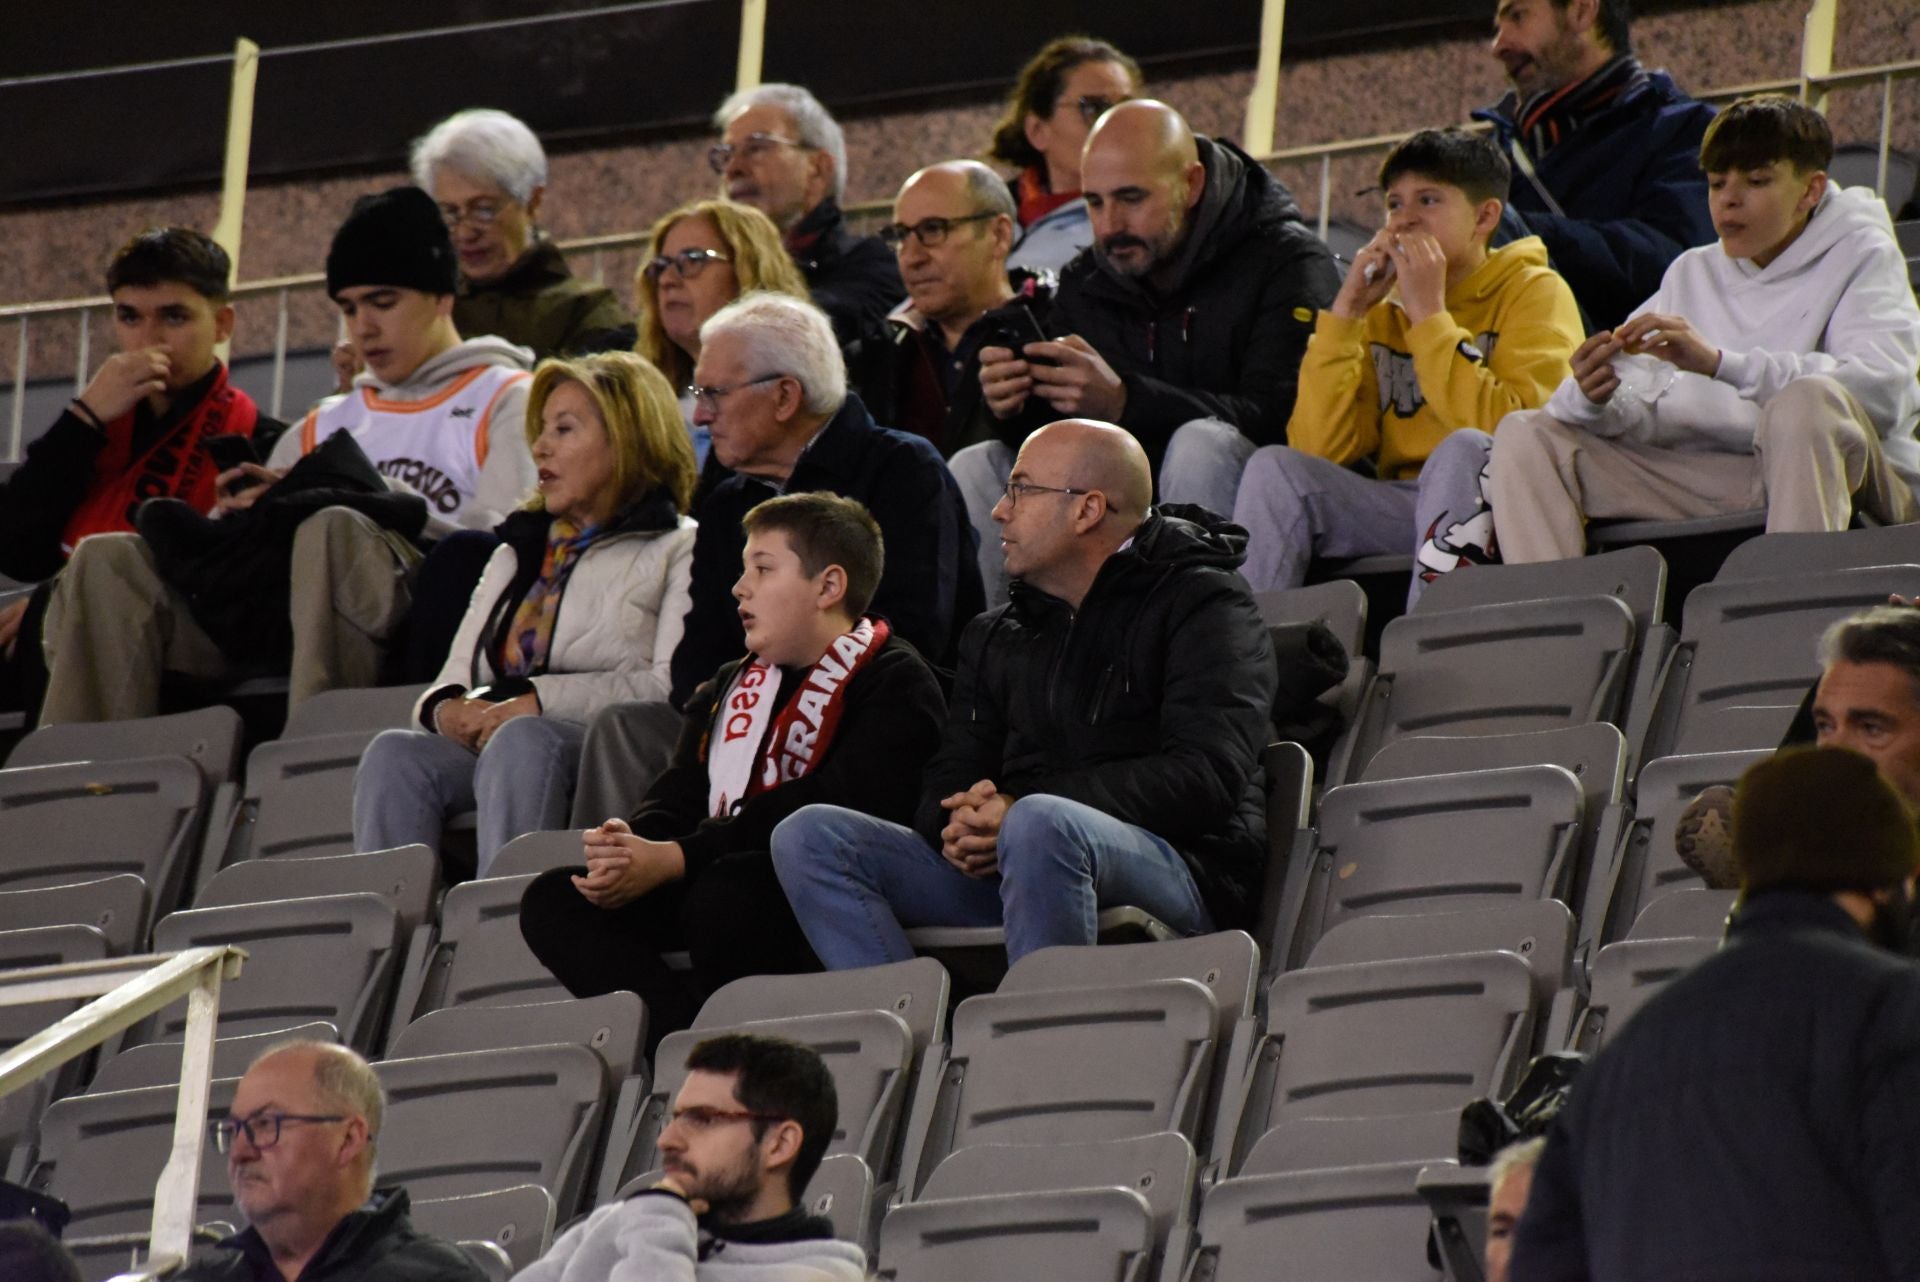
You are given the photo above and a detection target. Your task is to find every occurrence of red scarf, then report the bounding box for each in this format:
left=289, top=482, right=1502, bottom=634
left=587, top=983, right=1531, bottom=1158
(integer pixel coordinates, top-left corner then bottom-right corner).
left=704, top=616, right=891, bottom=818
left=1016, top=166, right=1081, bottom=228
left=60, top=364, right=260, bottom=556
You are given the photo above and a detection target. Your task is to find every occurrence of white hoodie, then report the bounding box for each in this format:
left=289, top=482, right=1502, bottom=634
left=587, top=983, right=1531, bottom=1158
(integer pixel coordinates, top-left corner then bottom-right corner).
left=1544, top=184, right=1920, bottom=486
left=272, top=335, right=537, bottom=538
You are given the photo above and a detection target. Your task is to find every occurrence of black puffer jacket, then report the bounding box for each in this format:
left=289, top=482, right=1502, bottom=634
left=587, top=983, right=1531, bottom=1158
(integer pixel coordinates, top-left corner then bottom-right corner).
left=914, top=504, right=1277, bottom=929
left=1050, top=137, right=1340, bottom=462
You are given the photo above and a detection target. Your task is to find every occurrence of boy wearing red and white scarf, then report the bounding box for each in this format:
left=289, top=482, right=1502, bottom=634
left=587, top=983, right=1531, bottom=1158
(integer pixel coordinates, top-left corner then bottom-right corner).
left=519, top=492, right=944, bottom=1042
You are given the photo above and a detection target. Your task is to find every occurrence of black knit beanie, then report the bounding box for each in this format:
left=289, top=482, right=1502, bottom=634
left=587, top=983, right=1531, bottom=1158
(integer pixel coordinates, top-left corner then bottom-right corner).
left=1733, top=746, right=1920, bottom=893
left=326, top=186, right=458, bottom=298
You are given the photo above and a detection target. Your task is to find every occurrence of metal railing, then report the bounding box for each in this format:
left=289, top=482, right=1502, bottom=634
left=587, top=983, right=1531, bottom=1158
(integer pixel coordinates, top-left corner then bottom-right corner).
left=0, top=945, right=246, bottom=1277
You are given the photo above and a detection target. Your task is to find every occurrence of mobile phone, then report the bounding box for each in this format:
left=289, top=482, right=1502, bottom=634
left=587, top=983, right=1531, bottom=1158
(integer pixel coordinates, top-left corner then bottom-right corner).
left=203, top=433, right=260, bottom=472
left=988, top=309, right=1056, bottom=366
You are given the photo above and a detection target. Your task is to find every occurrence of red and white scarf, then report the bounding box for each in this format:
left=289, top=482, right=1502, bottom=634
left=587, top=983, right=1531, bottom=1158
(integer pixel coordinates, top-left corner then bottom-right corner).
left=705, top=616, right=890, bottom=818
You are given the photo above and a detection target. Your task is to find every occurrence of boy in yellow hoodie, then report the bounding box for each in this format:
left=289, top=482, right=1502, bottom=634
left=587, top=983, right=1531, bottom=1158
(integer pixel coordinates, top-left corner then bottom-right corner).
left=1232, top=127, right=1583, bottom=603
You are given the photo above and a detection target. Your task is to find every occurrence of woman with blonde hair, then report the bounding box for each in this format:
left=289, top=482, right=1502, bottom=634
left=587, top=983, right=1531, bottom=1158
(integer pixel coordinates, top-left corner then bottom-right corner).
left=353, top=351, right=698, bottom=875
left=634, top=198, right=809, bottom=463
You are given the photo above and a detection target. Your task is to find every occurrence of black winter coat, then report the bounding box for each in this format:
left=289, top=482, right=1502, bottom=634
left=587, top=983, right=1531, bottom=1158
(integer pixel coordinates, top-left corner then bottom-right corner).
left=788, top=198, right=904, bottom=412
left=1050, top=137, right=1340, bottom=463
left=915, top=504, right=1277, bottom=929
left=1512, top=892, right=1920, bottom=1282
left=669, top=394, right=983, bottom=706
left=178, top=1187, right=485, bottom=1282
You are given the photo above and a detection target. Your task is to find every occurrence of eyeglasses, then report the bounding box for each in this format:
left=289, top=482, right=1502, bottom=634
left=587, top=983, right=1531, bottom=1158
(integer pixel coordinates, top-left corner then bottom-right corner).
left=437, top=200, right=508, bottom=229
left=643, top=248, right=733, bottom=283
left=1001, top=479, right=1092, bottom=507
left=1070, top=95, right=1133, bottom=125
left=667, top=1105, right=788, bottom=1133
left=878, top=212, right=1000, bottom=250
left=211, top=1111, right=347, bottom=1154
left=708, top=132, right=816, bottom=174
left=686, top=373, right=786, bottom=414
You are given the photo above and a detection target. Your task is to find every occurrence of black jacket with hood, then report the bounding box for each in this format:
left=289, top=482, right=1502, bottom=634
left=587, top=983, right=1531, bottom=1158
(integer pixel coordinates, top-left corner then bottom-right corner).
left=914, top=503, right=1277, bottom=929
left=1050, top=136, right=1341, bottom=464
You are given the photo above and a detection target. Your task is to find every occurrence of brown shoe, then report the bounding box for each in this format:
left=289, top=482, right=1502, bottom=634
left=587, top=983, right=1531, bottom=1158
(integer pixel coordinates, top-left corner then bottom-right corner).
left=1674, top=784, right=1739, bottom=889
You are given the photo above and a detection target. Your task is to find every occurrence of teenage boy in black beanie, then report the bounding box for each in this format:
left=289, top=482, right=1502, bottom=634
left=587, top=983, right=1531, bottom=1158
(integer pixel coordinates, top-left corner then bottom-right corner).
left=1514, top=745, right=1920, bottom=1282
left=39, top=187, right=537, bottom=722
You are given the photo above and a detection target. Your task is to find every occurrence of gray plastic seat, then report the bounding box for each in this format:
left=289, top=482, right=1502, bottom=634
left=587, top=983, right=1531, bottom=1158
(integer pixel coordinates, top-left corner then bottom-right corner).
left=1715, top=525, right=1920, bottom=582
left=1193, top=1160, right=1441, bottom=1282
left=486, top=829, right=586, bottom=879
left=1345, top=594, right=1637, bottom=778
left=1416, top=545, right=1665, bottom=640
left=0, top=875, right=149, bottom=951
left=280, top=683, right=428, bottom=740
left=196, top=844, right=441, bottom=939
left=1282, top=764, right=1584, bottom=969
left=375, top=1043, right=608, bottom=1217
left=89, top=1022, right=341, bottom=1093
left=138, top=894, right=402, bottom=1052
left=409, top=1184, right=555, bottom=1277
left=1305, top=900, right=1574, bottom=1020
left=1596, top=749, right=1770, bottom=943
left=7, top=705, right=244, bottom=785
left=1224, top=951, right=1535, bottom=1176
left=877, top=1185, right=1155, bottom=1282
left=1574, top=936, right=1717, bottom=1054
left=1644, top=566, right=1920, bottom=759
left=0, top=756, right=206, bottom=932
left=1254, top=580, right=1372, bottom=739
left=0, top=925, right=112, bottom=1174
left=1628, top=887, right=1738, bottom=942
left=388, top=991, right=644, bottom=1083
left=390, top=874, right=568, bottom=1027
left=919, top=1132, right=1196, bottom=1278
left=223, top=730, right=380, bottom=862
left=27, top=1077, right=239, bottom=1282
left=1239, top=1108, right=1465, bottom=1176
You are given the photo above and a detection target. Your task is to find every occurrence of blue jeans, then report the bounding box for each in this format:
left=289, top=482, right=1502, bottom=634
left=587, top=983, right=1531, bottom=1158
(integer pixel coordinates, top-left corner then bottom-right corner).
left=353, top=714, right=586, bottom=874
left=770, top=795, right=1215, bottom=969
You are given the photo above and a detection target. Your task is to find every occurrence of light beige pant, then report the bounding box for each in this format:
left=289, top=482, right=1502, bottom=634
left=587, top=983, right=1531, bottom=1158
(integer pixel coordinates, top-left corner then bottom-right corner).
left=40, top=507, right=420, bottom=725
left=1487, top=375, right=1920, bottom=563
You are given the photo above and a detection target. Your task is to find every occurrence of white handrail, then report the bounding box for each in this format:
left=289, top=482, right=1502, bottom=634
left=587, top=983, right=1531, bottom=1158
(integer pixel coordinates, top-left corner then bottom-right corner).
left=0, top=945, right=246, bottom=1275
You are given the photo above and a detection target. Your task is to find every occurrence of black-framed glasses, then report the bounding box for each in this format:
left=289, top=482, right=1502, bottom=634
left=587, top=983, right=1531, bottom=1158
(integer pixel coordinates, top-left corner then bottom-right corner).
left=686, top=373, right=786, bottom=414
left=211, top=1111, right=347, bottom=1154
left=707, top=132, right=816, bottom=174
left=1071, top=95, right=1133, bottom=125
left=878, top=212, right=1000, bottom=250
left=437, top=200, right=507, bottom=229
left=1001, top=479, right=1092, bottom=507
left=643, top=248, right=733, bottom=283
left=666, top=1105, right=788, bottom=1134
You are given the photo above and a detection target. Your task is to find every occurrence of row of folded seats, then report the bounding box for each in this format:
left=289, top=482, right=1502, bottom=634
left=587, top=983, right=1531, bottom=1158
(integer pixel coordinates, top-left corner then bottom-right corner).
left=3, top=521, right=1919, bottom=1278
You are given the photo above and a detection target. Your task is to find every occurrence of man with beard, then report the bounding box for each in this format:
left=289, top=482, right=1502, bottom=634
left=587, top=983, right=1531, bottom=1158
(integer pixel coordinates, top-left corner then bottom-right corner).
left=181, top=1041, right=482, bottom=1282
left=967, top=99, right=1338, bottom=531
left=1512, top=746, right=1920, bottom=1282
left=515, top=1034, right=866, bottom=1281
left=1477, top=0, right=1717, bottom=330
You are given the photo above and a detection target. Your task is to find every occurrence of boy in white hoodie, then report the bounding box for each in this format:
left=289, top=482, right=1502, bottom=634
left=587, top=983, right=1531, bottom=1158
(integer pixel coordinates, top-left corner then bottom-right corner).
left=1487, top=94, right=1920, bottom=561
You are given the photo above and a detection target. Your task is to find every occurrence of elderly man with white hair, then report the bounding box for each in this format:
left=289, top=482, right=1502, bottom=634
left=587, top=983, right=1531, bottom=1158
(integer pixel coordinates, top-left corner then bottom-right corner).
left=412, top=107, right=634, bottom=359
left=711, top=84, right=902, bottom=404
left=568, top=292, right=981, bottom=824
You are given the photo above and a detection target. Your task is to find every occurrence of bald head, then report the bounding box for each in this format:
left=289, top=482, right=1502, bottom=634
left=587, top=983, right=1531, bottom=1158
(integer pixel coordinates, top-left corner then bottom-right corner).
left=898, top=160, right=1017, bottom=220
left=1026, top=419, right=1153, bottom=522
left=1079, top=101, right=1206, bottom=279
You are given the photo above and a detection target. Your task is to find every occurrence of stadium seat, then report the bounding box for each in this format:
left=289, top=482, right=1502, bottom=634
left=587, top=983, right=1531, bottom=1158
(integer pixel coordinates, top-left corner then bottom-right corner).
left=877, top=1185, right=1156, bottom=1282
left=486, top=828, right=587, bottom=878
left=1278, top=764, right=1584, bottom=969
left=0, top=875, right=149, bottom=951
left=89, top=1022, right=341, bottom=1093
left=409, top=1184, right=556, bottom=1277
left=1715, top=524, right=1920, bottom=582
left=1593, top=748, right=1770, bottom=944
left=375, top=1043, right=608, bottom=1217
left=387, top=991, right=645, bottom=1083
left=803, top=1153, right=878, bottom=1254
left=211, top=730, right=379, bottom=866
left=195, top=844, right=441, bottom=939
left=1573, top=935, right=1718, bottom=1054
left=1417, top=545, right=1665, bottom=637
left=1190, top=1160, right=1441, bottom=1282
left=0, top=756, right=207, bottom=935
left=134, top=894, right=403, bottom=1053
left=1221, top=951, right=1535, bottom=1176
left=1341, top=594, right=1637, bottom=781
left=279, top=682, right=428, bottom=740
left=1638, top=566, right=1920, bottom=761
left=0, top=925, right=112, bottom=1180
left=1627, top=887, right=1738, bottom=942
left=389, top=873, right=568, bottom=1031
left=6, top=704, right=244, bottom=785
left=1254, top=580, right=1372, bottom=765
left=916, top=1132, right=1197, bottom=1280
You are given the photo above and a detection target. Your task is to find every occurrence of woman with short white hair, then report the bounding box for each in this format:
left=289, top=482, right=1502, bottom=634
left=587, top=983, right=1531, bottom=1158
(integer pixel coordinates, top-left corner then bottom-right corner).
left=410, top=107, right=635, bottom=359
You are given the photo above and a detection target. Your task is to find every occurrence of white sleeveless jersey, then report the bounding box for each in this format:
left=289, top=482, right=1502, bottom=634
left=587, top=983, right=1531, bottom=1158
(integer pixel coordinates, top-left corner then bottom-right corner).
left=296, top=365, right=530, bottom=523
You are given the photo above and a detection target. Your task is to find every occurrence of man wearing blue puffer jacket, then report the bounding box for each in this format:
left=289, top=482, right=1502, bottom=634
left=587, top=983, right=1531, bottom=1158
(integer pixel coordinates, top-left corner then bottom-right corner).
left=1476, top=0, right=1718, bottom=330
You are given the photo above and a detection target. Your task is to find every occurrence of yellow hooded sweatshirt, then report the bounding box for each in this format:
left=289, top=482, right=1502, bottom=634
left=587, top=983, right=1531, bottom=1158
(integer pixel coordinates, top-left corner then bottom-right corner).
left=1286, top=235, right=1583, bottom=480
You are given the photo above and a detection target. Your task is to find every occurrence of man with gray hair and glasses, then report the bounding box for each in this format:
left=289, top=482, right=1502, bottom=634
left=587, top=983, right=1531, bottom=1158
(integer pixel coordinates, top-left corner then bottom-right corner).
left=182, top=1040, right=483, bottom=1282
left=710, top=83, right=902, bottom=406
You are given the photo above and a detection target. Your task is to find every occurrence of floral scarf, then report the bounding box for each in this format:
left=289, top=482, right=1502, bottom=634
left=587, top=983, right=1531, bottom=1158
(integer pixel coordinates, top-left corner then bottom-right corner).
left=499, top=519, right=602, bottom=678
